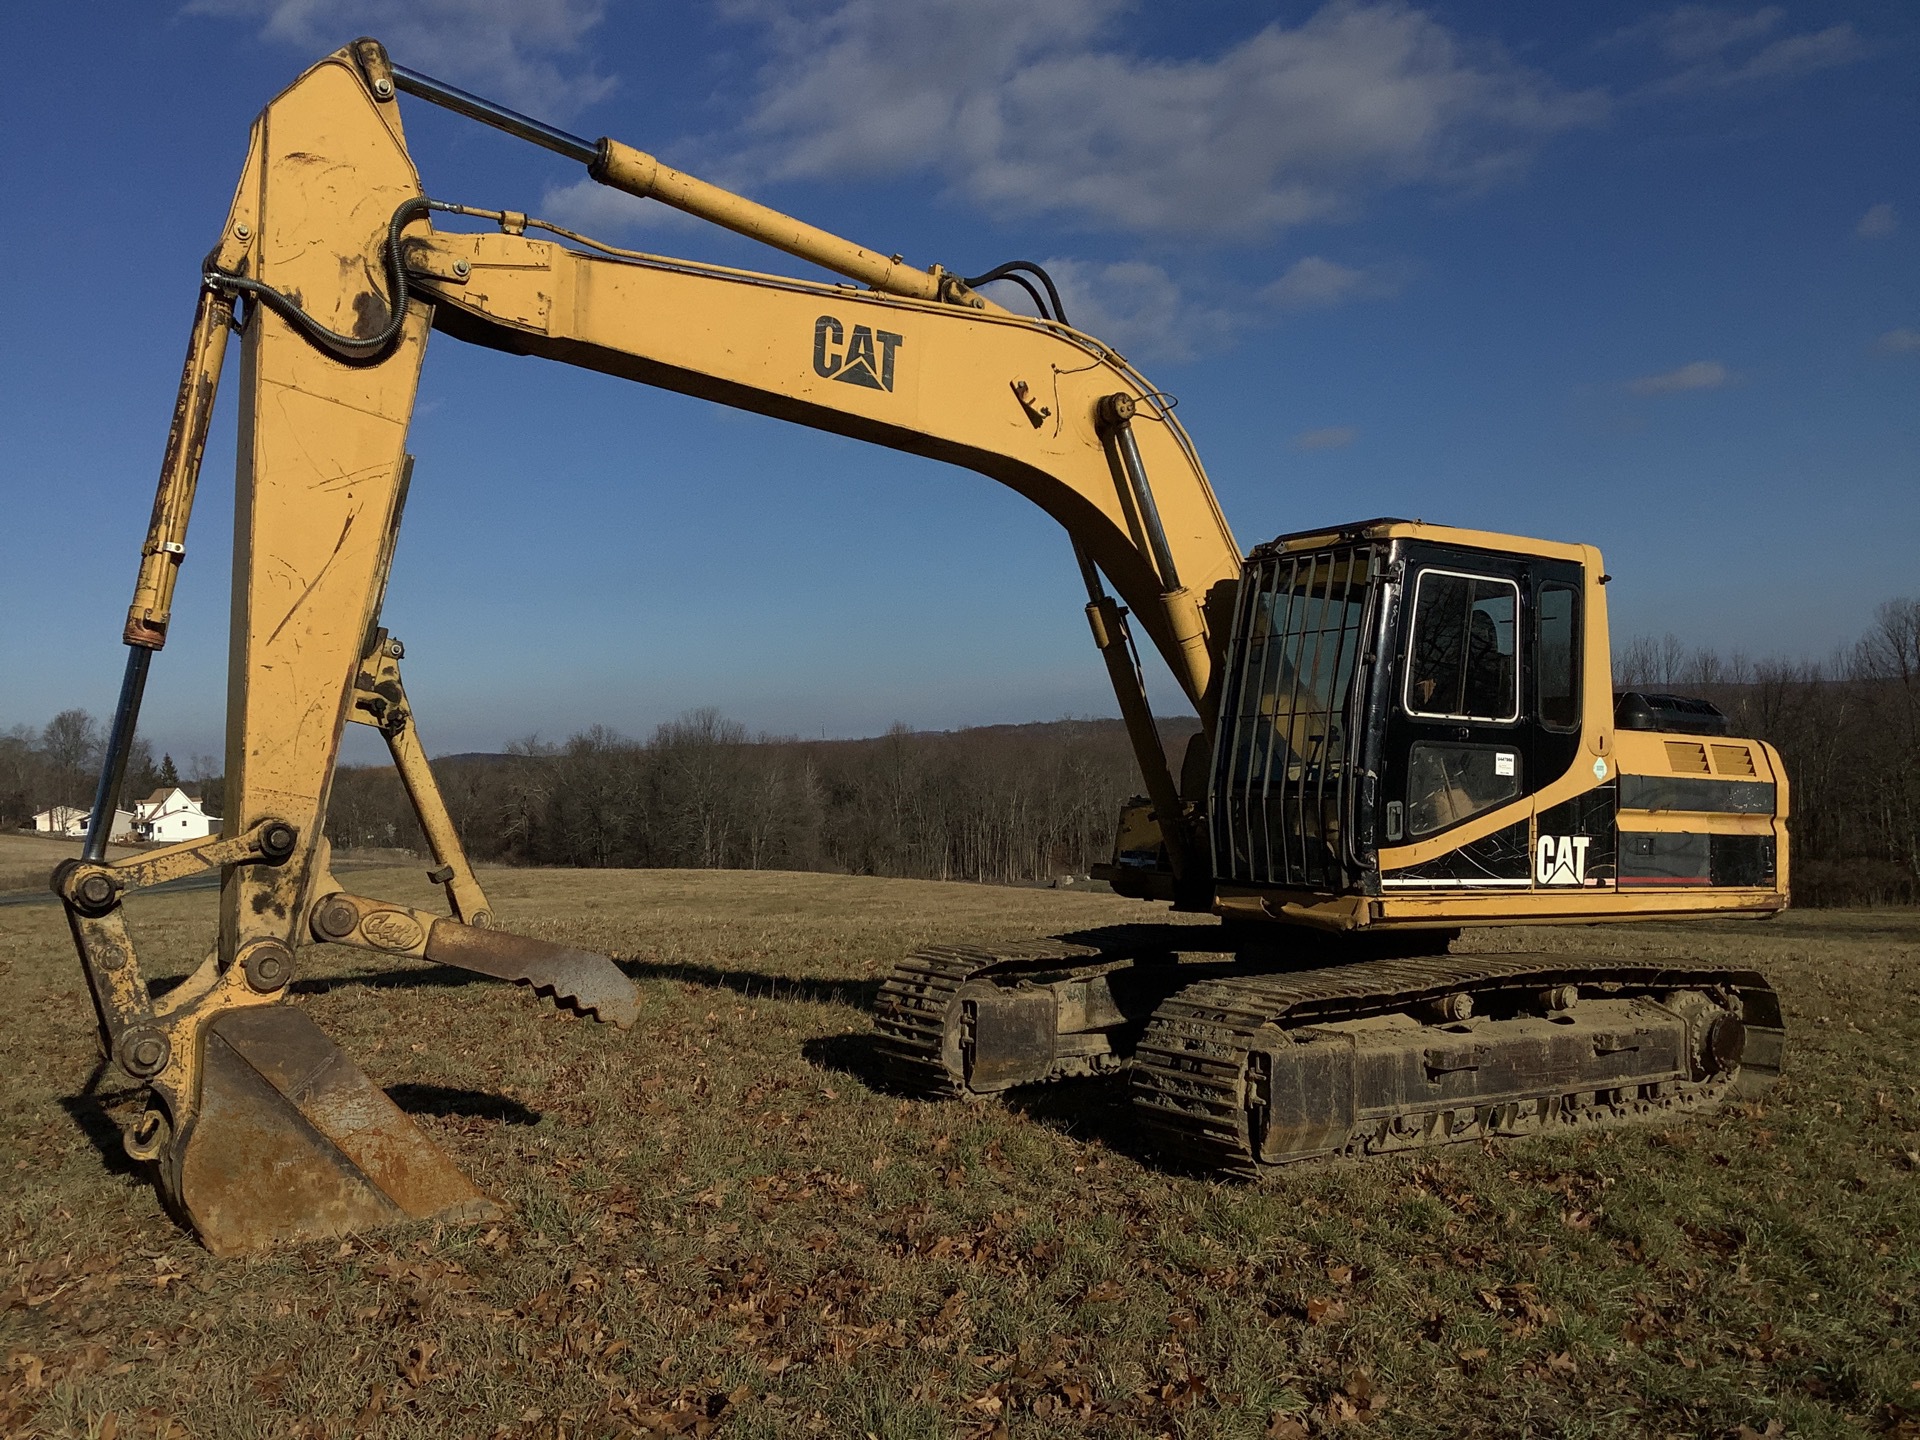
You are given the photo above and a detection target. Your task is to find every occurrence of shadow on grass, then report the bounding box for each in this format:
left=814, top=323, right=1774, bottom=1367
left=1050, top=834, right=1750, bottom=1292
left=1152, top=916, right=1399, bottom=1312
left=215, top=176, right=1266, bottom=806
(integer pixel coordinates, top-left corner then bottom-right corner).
left=801, top=1031, right=902, bottom=1094
left=1000, top=1074, right=1187, bottom=1172
left=58, top=1060, right=146, bottom=1178
left=618, top=959, right=880, bottom=1010
left=387, top=1083, right=541, bottom=1126
left=288, top=967, right=486, bottom=996
left=136, top=958, right=885, bottom=1010
left=799, top=1030, right=1200, bottom=1175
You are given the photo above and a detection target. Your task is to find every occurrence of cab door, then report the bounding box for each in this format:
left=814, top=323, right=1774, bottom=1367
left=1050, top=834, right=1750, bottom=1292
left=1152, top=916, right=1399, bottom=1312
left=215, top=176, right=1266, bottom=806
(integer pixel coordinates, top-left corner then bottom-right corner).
left=1378, top=546, right=1591, bottom=888
left=1380, top=548, right=1532, bottom=885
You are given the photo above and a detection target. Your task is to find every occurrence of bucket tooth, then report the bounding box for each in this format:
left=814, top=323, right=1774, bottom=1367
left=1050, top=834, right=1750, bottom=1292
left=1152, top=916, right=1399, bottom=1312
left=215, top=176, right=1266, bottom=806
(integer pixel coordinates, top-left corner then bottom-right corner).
left=424, top=919, right=640, bottom=1028
left=164, top=1006, right=500, bottom=1255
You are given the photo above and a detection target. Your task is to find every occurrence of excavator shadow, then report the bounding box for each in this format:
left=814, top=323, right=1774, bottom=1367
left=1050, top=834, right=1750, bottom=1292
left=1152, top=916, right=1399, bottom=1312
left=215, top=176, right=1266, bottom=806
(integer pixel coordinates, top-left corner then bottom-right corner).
left=58, top=1061, right=541, bottom=1180
left=801, top=1031, right=900, bottom=1093
left=146, top=967, right=497, bottom=1002
left=383, top=1083, right=541, bottom=1127
left=59, top=1064, right=146, bottom=1179
left=155, top=959, right=881, bottom=1009
left=999, top=1077, right=1179, bottom=1172
left=799, top=1033, right=1190, bottom=1174
left=615, top=959, right=881, bottom=1011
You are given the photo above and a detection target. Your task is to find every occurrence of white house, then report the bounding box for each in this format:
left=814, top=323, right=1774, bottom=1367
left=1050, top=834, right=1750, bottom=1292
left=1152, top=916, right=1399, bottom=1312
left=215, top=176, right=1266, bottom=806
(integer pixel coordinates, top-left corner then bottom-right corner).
left=32, top=805, right=136, bottom=842
left=133, top=787, right=218, bottom=843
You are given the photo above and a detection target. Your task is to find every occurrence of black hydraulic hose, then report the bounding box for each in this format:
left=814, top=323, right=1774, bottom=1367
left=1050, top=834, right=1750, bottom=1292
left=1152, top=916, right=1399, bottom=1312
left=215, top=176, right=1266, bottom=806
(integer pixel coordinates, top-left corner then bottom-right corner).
left=976, top=270, right=1050, bottom=321
left=961, top=260, right=1069, bottom=327
left=203, top=196, right=434, bottom=362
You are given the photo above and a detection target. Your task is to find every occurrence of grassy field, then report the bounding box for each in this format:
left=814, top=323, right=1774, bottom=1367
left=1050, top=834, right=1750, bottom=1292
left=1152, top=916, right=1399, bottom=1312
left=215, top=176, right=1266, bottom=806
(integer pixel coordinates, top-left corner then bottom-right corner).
left=0, top=834, right=139, bottom=895
left=2, top=861, right=1916, bottom=1439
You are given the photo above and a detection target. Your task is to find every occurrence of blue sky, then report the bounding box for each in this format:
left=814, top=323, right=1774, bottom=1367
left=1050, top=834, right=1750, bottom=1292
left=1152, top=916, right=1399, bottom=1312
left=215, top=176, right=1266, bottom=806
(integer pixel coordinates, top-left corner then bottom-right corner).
left=2, top=1, right=1914, bottom=766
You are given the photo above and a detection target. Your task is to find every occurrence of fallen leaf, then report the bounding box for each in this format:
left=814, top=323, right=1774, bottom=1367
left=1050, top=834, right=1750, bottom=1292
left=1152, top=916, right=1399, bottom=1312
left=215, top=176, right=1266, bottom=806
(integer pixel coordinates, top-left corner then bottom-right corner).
left=352, top=1383, right=386, bottom=1430
left=1305, top=1295, right=1347, bottom=1326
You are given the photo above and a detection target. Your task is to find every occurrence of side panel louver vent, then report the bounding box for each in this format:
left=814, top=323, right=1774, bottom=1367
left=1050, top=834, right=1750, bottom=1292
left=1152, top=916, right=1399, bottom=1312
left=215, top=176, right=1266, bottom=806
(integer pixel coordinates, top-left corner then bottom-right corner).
left=1710, top=743, right=1756, bottom=777
left=1665, top=741, right=1710, bottom=774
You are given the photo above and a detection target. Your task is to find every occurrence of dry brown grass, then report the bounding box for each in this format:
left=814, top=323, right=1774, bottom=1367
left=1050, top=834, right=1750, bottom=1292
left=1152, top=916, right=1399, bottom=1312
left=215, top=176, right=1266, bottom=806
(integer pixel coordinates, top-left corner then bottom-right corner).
left=3, top=865, right=1917, bottom=1439
left=0, top=834, right=140, bottom=896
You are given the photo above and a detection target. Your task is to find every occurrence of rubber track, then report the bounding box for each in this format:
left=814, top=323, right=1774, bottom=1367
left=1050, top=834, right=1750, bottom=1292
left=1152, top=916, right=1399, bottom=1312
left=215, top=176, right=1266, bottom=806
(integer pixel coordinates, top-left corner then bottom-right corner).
left=1132, top=953, right=1782, bottom=1179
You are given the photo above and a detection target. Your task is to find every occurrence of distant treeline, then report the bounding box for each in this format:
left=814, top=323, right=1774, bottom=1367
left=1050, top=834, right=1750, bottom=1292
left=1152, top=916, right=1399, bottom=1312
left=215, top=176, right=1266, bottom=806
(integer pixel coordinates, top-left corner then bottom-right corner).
left=327, top=712, right=1192, bottom=886
left=6, top=598, right=1914, bottom=904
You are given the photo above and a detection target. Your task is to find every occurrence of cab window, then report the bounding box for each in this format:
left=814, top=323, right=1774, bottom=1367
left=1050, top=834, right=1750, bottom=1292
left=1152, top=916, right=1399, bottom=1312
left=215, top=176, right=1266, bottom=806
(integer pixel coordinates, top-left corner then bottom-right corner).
left=1405, top=742, right=1521, bottom=838
left=1537, top=582, right=1580, bottom=732
left=1404, top=571, right=1518, bottom=722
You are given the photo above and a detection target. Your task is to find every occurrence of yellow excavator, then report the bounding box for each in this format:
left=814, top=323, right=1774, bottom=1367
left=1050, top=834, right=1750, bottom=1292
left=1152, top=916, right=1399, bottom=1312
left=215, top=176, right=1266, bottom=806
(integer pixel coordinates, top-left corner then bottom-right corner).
left=57, top=40, right=1789, bottom=1252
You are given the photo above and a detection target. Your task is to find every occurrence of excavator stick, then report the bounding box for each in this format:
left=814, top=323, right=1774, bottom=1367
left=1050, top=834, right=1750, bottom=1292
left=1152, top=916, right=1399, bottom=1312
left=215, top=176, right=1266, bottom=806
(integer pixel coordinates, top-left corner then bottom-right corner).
left=57, top=45, right=640, bottom=1252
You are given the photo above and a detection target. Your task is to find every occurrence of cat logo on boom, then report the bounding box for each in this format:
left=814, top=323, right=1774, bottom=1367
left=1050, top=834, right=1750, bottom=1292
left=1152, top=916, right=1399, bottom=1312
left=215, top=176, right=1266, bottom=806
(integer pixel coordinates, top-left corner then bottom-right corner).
left=813, top=316, right=904, bottom=391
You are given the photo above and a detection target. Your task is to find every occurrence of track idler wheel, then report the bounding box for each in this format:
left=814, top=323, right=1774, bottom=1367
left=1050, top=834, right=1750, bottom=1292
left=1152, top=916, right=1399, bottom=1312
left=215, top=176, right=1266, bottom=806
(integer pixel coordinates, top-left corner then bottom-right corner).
left=156, top=1007, right=500, bottom=1255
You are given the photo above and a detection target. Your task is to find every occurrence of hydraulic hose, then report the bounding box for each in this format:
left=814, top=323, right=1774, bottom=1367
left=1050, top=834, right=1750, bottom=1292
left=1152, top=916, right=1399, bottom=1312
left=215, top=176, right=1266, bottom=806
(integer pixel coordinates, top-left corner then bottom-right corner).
left=204, top=196, right=434, bottom=362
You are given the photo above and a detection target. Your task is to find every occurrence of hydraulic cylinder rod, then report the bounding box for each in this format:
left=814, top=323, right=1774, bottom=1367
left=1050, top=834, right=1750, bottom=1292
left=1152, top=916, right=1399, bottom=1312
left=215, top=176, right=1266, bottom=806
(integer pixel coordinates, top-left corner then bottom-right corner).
left=1073, top=545, right=1191, bottom=882
left=83, top=287, right=235, bottom=862
left=382, top=49, right=975, bottom=307
left=390, top=63, right=597, bottom=164
left=1096, top=394, right=1218, bottom=727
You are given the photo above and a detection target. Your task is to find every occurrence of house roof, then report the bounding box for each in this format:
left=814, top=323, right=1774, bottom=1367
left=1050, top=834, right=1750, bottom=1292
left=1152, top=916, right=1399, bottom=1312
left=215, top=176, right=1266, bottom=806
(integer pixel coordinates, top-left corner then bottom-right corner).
left=141, top=787, right=203, bottom=805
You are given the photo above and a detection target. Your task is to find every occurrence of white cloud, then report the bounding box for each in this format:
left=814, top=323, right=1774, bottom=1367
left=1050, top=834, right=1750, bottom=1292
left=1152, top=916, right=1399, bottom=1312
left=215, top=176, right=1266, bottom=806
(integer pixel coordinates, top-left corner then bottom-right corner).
left=1606, top=7, right=1862, bottom=92
left=1029, top=258, right=1238, bottom=364
left=1627, top=359, right=1730, bottom=394
left=1876, top=328, right=1920, bottom=356
left=722, top=0, right=1604, bottom=239
left=1857, top=203, right=1898, bottom=240
left=1261, top=256, right=1402, bottom=310
left=1293, top=426, right=1358, bottom=451
left=535, top=176, right=706, bottom=236
left=183, top=0, right=615, bottom=117
left=1642, top=4, right=1786, bottom=63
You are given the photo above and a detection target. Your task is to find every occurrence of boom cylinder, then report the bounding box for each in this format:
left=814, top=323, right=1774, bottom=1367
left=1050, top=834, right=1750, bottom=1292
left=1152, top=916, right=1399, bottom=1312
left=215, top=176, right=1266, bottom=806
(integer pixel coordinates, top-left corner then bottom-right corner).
left=589, top=140, right=970, bottom=305
left=380, top=48, right=978, bottom=310
left=125, top=287, right=234, bottom=648
left=1097, top=394, right=1217, bottom=726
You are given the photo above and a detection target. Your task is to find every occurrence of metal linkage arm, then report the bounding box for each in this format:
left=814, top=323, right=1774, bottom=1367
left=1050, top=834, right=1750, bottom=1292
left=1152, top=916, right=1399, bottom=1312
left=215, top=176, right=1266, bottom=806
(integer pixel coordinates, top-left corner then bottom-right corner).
left=348, top=630, right=494, bottom=927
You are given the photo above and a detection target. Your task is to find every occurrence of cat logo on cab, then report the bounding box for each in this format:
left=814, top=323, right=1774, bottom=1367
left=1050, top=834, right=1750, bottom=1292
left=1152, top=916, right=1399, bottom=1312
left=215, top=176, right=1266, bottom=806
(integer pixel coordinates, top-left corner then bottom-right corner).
left=1535, top=834, right=1593, bottom=886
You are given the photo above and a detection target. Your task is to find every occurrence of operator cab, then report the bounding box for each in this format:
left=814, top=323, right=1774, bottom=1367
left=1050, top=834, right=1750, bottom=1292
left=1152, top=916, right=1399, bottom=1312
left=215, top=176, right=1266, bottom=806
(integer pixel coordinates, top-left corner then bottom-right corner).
left=1209, top=519, right=1590, bottom=895
left=1189, top=518, right=1786, bottom=927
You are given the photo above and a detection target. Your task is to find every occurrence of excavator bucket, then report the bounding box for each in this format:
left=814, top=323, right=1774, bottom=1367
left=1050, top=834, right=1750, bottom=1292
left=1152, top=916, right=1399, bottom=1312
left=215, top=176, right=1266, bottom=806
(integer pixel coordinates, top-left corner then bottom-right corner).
left=160, top=1006, right=500, bottom=1256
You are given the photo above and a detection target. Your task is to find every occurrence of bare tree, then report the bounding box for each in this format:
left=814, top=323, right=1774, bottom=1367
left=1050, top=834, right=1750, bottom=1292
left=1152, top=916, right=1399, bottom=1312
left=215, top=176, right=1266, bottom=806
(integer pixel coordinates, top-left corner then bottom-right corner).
left=41, top=710, right=101, bottom=803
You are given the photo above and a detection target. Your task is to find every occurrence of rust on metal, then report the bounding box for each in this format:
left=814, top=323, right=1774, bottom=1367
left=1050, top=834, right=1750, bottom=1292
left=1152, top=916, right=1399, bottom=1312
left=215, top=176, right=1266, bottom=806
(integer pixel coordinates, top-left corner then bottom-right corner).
left=309, top=889, right=639, bottom=1027
left=425, top=918, right=641, bottom=1028
left=168, top=1006, right=499, bottom=1255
